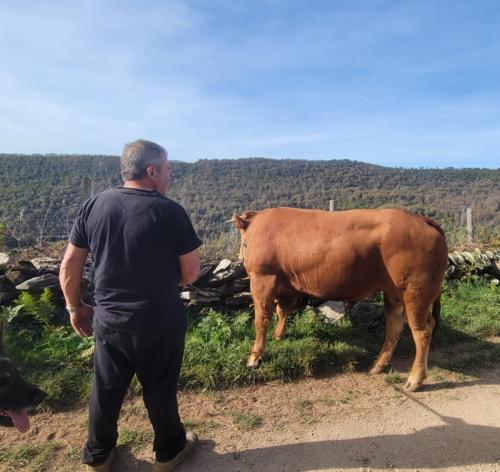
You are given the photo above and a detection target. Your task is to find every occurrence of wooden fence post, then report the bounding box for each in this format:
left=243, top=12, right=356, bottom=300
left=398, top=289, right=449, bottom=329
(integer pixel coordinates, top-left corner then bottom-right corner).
left=466, top=207, right=473, bottom=245
left=83, top=177, right=93, bottom=198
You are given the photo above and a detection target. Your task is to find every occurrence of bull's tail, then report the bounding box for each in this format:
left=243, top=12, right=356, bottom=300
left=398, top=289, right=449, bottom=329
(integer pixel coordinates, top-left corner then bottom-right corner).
left=432, top=295, right=441, bottom=330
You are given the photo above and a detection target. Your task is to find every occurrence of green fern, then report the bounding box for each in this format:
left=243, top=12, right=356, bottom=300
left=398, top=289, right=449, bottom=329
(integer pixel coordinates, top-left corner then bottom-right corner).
left=0, top=304, right=24, bottom=325
left=0, top=305, right=25, bottom=354
left=15, top=289, right=56, bottom=330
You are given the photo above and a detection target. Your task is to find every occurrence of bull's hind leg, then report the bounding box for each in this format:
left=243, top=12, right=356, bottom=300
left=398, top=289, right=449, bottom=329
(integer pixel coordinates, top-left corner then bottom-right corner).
left=273, top=297, right=296, bottom=340
left=403, top=294, right=436, bottom=392
left=247, top=275, right=277, bottom=369
left=370, top=293, right=404, bottom=375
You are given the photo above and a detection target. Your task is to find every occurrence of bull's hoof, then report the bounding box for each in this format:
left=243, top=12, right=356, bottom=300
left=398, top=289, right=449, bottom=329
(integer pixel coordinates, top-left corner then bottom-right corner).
left=403, top=378, right=423, bottom=392
left=272, top=334, right=283, bottom=341
left=246, top=354, right=262, bottom=369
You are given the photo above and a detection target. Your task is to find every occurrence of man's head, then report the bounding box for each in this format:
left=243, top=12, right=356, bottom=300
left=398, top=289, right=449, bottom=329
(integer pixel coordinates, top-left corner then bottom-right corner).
left=121, top=139, right=170, bottom=194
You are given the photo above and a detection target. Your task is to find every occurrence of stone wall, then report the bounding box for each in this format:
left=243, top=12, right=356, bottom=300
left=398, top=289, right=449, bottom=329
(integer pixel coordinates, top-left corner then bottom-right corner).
left=1, top=250, right=499, bottom=309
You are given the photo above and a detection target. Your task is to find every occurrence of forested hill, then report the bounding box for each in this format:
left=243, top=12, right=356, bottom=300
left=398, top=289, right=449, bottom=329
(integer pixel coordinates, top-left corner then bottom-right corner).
left=0, top=154, right=498, bottom=246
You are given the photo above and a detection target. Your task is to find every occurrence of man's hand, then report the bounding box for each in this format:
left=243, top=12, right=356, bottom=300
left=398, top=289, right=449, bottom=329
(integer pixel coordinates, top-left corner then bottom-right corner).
left=70, top=303, right=94, bottom=337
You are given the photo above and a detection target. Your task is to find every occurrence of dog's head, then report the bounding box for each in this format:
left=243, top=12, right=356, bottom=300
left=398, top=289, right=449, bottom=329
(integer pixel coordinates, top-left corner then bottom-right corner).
left=0, top=357, right=47, bottom=433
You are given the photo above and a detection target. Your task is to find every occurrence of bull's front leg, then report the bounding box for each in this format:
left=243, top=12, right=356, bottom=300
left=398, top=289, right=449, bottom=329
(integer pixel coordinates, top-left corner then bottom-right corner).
left=247, top=275, right=276, bottom=369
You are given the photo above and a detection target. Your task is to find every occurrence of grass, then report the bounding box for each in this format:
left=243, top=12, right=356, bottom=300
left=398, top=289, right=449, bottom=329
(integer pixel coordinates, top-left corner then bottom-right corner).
left=183, top=418, right=219, bottom=435
left=337, top=392, right=353, bottom=404
left=428, top=367, right=446, bottom=382
left=384, top=369, right=403, bottom=385
left=318, top=395, right=336, bottom=407
left=182, top=307, right=371, bottom=389
left=4, top=326, right=93, bottom=410
left=117, top=428, right=153, bottom=453
left=293, top=398, right=315, bottom=423
left=229, top=411, right=263, bottom=430
left=433, top=280, right=500, bottom=372
left=123, top=402, right=149, bottom=420
left=439, top=280, right=500, bottom=338
left=2, top=280, right=499, bottom=413
left=0, top=441, right=60, bottom=472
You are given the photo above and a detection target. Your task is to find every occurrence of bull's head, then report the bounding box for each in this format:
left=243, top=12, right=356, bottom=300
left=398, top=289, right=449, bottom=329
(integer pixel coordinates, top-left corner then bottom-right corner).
left=231, top=210, right=259, bottom=260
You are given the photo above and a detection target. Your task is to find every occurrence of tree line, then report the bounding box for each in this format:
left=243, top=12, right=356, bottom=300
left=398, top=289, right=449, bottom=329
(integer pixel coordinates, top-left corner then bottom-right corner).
left=0, top=154, right=498, bottom=249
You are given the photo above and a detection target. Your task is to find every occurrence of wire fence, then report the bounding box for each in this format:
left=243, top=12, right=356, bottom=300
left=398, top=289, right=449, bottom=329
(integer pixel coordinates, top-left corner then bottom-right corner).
left=0, top=204, right=241, bottom=258
left=0, top=201, right=493, bottom=258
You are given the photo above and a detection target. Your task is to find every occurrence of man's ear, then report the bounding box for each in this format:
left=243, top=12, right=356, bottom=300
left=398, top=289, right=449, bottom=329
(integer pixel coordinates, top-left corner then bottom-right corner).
left=146, top=165, right=154, bottom=179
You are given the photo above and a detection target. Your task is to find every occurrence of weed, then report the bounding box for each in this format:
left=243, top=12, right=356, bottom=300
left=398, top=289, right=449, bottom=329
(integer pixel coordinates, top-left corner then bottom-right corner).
left=204, top=390, right=223, bottom=403
left=428, top=367, right=446, bottom=382
left=229, top=411, right=263, bottom=430
left=183, top=418, right=219, bottom=435
left=117, top=428, right=153, bottom=453
left=342, top=361, right=357, bottom=373
left=318, top=395, right=335, bottom=407
left=80, top=417, right=89, bottom=428
left=294, top=398, right=315, bottom=423
left=384, top=369, right=403, bottom=385
left=63, top=444, right=81, bottom=463
left=128, top=375, right=143, bottom=397
left=0, top=441, right=59, bottom=472
left=452, top=371, right=467, bottom=382
left=124, top=402, right=148, bottom=420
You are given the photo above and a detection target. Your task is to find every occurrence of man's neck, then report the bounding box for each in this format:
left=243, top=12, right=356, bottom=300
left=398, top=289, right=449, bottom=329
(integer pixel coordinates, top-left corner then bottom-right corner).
left=123, top=180, right=156, bottom=192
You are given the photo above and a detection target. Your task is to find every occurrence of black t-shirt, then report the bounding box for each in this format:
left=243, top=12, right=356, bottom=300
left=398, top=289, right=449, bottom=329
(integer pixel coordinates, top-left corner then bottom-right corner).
left=69, top=187, right=202, bottom=336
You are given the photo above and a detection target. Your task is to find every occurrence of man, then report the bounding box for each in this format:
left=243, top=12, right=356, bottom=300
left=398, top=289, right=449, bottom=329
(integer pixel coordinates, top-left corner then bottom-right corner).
left=60, top=139, right=202, bottom=471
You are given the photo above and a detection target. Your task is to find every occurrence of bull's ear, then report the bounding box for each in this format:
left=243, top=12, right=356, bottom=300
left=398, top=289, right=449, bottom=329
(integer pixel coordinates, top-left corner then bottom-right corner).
left=233, top=210, right=259, bottom=230
left=241, top=210, right=258, bottom=220
left=233, top=214, right=249, bottom=230
left=233, top=210, right=259, bottom=231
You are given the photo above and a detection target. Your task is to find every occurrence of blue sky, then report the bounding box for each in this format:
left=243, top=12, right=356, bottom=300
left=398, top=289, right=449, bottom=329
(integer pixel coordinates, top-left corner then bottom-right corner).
left=1, top=0, right=499, bottom=167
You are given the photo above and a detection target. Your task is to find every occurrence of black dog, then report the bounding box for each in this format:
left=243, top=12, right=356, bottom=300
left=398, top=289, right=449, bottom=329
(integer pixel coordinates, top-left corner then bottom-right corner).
left=0, top=357, right=47, bottom=433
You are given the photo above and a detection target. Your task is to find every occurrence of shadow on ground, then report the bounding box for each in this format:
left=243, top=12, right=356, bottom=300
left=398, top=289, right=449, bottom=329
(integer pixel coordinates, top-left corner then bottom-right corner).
left=114, top=414, right=500, bottom=471
left=339, top=300, right=500, bottom=377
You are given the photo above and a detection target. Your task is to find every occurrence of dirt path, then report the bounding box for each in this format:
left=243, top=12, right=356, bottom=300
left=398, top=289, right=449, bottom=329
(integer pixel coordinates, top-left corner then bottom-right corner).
left=2, top=362, right=500, bottom=471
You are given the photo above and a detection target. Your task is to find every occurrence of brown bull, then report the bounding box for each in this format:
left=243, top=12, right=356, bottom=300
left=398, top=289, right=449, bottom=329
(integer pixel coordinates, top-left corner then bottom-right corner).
left=233, top=207, right=448, bottom=392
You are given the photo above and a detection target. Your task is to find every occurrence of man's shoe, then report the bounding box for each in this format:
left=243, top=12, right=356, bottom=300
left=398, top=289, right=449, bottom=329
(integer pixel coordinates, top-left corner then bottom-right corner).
left=154, top=432, right=198, bottom=471
left=86, top=449, right=114, bottom=471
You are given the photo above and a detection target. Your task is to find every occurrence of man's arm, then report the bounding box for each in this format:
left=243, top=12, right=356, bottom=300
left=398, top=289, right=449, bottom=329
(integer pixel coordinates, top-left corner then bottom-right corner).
left=179, top=250, right=201, bottom=286
left=59, top=243, right=93, bottom=337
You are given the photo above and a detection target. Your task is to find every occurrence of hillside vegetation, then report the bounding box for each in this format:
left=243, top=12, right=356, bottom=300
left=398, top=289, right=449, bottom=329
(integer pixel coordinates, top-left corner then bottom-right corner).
left=0, top=154, right=498, bottom=248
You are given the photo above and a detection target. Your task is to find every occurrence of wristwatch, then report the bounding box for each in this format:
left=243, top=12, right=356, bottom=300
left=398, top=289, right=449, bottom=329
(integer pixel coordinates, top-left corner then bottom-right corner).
left=66, top=301, right=83, bottom=314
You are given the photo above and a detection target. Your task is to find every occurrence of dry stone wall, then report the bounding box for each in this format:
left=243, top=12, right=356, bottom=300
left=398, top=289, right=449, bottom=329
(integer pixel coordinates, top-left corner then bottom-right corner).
left=0, top=250, right=499, bottom=309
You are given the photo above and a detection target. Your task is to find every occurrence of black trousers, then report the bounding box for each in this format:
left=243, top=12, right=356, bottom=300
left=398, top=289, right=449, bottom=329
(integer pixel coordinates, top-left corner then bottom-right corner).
left=82, top=326, right=187, bottom=465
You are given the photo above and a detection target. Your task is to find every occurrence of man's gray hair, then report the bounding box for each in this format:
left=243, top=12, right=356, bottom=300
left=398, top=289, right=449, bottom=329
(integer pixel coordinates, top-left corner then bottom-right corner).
left=121, top=139, right=167, bottom=181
